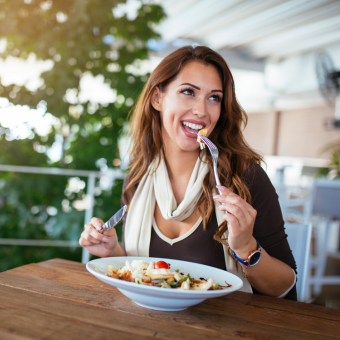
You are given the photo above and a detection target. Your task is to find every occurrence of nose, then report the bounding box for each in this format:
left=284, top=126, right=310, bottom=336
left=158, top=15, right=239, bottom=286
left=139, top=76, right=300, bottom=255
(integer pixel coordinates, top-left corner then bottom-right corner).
left=192, top=98, right=206, bottom=118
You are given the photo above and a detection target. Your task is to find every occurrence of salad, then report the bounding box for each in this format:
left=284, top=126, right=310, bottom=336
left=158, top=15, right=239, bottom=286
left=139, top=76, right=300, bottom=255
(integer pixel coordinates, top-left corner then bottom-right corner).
left=105, top=259, right=231, bottom=290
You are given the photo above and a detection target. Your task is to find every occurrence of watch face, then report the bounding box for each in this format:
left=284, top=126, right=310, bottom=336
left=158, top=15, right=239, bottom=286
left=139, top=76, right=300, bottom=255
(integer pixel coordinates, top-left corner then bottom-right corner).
left=249, top=251, right=261, bottom=266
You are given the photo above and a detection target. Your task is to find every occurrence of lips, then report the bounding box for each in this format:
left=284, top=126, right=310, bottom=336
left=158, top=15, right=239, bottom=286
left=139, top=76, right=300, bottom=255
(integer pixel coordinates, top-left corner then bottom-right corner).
left=180, top=120, right=206, bottom=139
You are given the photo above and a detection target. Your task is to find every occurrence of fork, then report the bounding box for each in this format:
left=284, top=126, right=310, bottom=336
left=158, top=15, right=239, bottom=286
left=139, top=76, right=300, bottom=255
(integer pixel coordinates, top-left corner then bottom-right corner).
left=198, top=133, right=229, bottom=216
left=197, top=134, right=222, bottom=194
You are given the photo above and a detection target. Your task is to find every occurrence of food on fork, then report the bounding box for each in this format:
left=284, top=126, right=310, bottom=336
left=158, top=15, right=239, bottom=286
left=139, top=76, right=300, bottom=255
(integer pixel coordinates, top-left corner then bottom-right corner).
left=197, top=128, right=208, bottom=150
left=105, top=259, right=229, bottom=290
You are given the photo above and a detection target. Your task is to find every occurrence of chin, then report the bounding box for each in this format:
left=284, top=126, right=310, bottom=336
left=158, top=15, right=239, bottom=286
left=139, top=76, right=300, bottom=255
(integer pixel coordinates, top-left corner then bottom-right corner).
left=178, top=141, right=200, bottom=153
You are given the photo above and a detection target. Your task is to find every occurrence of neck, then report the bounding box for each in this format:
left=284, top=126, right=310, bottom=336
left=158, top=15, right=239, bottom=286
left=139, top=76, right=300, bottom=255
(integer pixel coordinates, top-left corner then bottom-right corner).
left=163, top=147, right=199, bottom=182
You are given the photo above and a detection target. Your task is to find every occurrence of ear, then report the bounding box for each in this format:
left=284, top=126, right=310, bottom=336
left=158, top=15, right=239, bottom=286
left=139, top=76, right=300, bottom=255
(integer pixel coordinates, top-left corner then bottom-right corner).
left=151, top=86, right=162, bottom=111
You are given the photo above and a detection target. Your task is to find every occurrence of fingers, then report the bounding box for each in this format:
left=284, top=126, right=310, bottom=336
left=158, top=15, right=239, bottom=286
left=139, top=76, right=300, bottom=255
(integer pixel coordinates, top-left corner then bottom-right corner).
left=101, top=227, right=118, bottom=238
left=79, top=229, right=100, bottom=246
left=90, top=217, right=105, bottom=231
left=79, top=233, right=96, bottom=247
left=214, top=185, right=257, bottom=232
left=214, top=186, right=258, bottom=254
left=80, top=223, right=110, bottom=244
left=218, top=202, right=247, bottom=224
left=215, top=185, right=256, bottom=217
left=221, top=212, right=240, bottom=236
left=79, top=220, right=118, bottom=247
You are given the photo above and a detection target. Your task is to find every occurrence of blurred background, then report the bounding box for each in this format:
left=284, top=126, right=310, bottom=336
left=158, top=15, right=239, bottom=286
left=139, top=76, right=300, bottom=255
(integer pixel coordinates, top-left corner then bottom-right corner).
left=0, top=0, right=339, bottom=307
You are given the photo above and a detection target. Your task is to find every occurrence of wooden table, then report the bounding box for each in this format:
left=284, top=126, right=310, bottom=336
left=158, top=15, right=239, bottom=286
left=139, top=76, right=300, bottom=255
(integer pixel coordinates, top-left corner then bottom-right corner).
left=0, top=259, right=340, bottom=340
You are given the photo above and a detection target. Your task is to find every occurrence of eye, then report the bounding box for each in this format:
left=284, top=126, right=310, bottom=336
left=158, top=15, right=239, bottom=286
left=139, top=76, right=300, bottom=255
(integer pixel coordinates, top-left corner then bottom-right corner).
left=181, top=87, right=195, bottom=96
left=209, top=94, right=221, bottom=102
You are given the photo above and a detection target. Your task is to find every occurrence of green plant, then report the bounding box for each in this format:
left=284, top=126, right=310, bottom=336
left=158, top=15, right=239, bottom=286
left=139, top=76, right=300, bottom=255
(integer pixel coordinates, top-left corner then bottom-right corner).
left=0, top=0, right=165, bottom=271
left=318, top=140, right=340, bottom=179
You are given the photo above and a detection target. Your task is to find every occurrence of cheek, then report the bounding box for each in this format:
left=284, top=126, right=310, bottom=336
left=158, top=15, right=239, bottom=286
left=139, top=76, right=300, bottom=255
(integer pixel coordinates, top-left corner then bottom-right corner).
left=162, top=98, right=188, bottom=125
left=161, top=98, right=177, bottom=122
left=159, top=108, right=178, bottom=136
left=166, top=93, right=193, bottom=112
left=160, top=110, right=175, bottom=128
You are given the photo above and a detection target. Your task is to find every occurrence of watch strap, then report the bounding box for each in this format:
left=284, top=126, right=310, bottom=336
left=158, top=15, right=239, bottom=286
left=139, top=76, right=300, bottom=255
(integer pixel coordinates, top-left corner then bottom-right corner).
left=232, top=239, right=261, bottom=267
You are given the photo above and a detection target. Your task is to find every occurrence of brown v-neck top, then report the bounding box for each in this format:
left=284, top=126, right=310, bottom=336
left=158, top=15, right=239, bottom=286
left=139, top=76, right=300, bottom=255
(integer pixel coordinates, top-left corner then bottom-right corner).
left=150, top=212, right=226, bottom=270
left=121, top=164, right=297, bottom=300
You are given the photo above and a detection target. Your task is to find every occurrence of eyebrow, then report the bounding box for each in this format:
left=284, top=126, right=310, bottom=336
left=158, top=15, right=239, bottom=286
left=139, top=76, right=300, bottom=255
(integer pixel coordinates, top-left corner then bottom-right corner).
left=179, top=83, right=223, bottom=93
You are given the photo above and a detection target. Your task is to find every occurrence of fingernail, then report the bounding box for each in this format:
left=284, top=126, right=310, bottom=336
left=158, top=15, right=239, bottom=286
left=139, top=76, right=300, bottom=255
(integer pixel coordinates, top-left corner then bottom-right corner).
left=213, top=195, right=221, bottom=199
left=216, top=185, right=226, bottom=191
left=102, top=237, right=110, bottom=242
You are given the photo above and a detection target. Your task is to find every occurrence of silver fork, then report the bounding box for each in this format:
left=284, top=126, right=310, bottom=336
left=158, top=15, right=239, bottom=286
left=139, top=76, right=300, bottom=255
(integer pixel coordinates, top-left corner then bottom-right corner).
left=197, top=134, right=222, bottom=194
left=198, top=133, right=229, bottom=216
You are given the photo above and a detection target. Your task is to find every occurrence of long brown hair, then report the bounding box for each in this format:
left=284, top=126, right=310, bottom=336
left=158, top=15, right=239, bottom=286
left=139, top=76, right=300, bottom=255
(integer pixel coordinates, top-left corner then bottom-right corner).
left=123, top=45, right=263, bottom=244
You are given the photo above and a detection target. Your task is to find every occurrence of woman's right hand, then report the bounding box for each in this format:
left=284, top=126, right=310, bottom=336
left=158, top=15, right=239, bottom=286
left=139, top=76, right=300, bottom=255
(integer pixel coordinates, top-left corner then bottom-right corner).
left=79, top=217, right=125, bottom=258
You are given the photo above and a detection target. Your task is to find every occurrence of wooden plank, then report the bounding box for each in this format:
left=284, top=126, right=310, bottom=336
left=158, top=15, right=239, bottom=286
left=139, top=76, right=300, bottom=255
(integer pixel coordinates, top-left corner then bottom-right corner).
left=224, top=291, right=340, bottom=322
left=38, top=258, right=85, bottom=272
left=195, top=297, right=340, bottom=338
left=8, top=263, right=118, bottom=293
left=35, top=259, right=340, bottom=322
left=0, top=285, right=234, bottom=340
left=7, top=262, right=340, bottom=323
left=0, top=329, right=37, bottom=340
left=5, top=260, right=340, bottom=337
left=0, top=271, right=126, bottom=306
left=0, top=272, right=337, bottom=340
left=0, top=304, right=147, bottom=340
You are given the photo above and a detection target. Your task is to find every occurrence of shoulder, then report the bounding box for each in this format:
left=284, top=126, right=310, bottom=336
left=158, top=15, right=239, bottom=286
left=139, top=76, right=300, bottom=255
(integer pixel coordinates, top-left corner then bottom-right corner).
left=242, top=163, right=280, bottom=215
left=243, top=163, right=269, bottom=185
left=243, top=163, right=273, bottom=197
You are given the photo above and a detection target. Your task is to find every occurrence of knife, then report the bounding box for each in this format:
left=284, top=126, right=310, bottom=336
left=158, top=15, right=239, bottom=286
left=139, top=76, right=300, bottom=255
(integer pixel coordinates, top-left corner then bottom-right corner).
left=98, top=205, right=127, bottom=234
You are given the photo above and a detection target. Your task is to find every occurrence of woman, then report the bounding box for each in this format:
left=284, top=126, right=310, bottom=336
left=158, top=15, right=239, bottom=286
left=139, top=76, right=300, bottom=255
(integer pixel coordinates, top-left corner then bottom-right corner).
left=79, top=46, right=297, bottom=299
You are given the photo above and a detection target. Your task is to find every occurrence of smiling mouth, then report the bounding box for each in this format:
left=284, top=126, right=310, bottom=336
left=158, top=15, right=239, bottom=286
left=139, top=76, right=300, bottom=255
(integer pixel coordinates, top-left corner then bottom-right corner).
left=181, top=121, right=205, bottom=134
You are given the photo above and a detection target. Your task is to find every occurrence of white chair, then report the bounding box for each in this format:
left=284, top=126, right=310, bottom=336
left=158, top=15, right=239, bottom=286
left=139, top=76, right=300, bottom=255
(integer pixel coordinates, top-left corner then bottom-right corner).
left=285, top=223, right=312, bottom=302
left=304, top=179, right=340, bottom=299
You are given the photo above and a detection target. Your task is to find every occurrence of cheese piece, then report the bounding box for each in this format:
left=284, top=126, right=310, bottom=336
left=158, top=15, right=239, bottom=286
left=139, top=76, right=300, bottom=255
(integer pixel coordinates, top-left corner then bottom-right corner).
left=197, top=128, right=208, bottom=150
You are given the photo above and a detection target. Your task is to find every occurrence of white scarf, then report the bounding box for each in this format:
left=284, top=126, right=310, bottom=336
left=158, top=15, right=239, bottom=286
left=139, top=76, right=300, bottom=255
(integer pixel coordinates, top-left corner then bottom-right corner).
left=124, top=154, right=252, bottom=293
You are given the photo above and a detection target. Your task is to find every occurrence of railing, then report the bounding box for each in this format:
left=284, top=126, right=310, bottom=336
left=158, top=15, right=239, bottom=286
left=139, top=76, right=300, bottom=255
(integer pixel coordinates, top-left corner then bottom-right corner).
left=0, top=164, right=126, bottom=263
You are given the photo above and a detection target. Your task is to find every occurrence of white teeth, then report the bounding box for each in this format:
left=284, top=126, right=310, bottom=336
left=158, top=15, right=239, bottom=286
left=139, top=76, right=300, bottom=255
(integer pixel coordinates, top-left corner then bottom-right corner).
left=182, top=122, right=204, bottom=130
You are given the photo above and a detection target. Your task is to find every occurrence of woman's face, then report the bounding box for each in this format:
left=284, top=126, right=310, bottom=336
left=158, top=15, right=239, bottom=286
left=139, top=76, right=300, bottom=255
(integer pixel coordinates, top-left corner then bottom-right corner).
left=153, top=61, right=223, bottom=153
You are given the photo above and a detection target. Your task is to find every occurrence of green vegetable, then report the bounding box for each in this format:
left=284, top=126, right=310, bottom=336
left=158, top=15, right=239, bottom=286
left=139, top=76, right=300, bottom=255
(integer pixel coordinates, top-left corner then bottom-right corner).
left=215, top=283, right=220, bottom=289
left=187, top=273, right=193, bottom=283
left=160, top=281, right=171, bottom=288
left=167, top=281, right=178, bottom=286
left=175, top=269, right=179, bottom=273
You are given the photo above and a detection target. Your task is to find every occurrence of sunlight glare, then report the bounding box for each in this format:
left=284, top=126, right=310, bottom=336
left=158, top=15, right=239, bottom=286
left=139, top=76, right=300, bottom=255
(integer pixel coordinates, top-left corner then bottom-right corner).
left=0, top=102, right=58, bottom=139
left=0, top=53, right=53, bottom=90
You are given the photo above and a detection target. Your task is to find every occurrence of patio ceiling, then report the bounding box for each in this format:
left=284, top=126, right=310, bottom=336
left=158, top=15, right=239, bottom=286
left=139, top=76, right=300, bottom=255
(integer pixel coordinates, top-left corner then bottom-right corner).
left=155, top=0, right=340, bottom=70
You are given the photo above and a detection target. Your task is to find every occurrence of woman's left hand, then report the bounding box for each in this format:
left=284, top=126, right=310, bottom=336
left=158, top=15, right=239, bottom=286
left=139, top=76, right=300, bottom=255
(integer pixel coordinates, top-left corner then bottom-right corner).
left=214, top=185, right=258, bottom=259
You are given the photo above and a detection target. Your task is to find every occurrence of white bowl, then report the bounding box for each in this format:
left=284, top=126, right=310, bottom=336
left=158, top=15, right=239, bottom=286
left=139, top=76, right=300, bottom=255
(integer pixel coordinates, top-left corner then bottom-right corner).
left=86, top=256, right=243, bottom=311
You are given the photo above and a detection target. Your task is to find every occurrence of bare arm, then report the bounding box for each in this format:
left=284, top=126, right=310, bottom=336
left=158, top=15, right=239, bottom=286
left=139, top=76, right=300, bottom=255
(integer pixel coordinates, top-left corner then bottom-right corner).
left=214, top=185, right=295, bottom=297
left=233, top=236, right=295, bottom=296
